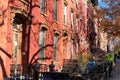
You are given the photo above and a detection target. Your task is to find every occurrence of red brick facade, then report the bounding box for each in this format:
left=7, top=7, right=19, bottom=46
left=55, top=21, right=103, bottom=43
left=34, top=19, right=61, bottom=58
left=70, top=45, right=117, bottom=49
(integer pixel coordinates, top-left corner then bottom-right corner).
left=0, top=0, right=96, bottom=79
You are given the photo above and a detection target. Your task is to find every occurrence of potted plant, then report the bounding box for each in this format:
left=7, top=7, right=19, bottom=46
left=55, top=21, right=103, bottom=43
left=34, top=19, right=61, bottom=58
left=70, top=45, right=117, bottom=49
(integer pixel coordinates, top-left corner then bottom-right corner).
left=76, top=51, right=92, bottom=73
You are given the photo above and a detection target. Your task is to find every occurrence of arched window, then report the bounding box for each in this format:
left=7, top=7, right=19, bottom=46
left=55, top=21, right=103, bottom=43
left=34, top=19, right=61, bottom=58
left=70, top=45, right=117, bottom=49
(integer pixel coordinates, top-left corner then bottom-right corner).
left=76, top=0, right=78, bottom=8
left=76, top=41, right=79, bottom=56
left=70, top=37, right=75, bottom=59
left=40, top=0, right=46, bottom=13
left=53, top=32, right=59, bottom=60
left=12, top=23, right=22, bottom=64
left=54, top=0, right=58, bottom=20
left=62, top=31, right=68, bottom=59
left=76, top=15, right=79, bottom=33
left=70, top=9, right=74, bottom=29
left=39, top=25, right=48, bottom=59
left=64, top=3, right=67, bottom=25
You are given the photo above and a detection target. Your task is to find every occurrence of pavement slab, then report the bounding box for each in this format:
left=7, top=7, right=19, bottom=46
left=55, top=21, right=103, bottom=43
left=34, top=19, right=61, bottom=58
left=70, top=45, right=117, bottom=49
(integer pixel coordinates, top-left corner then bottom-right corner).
left=109, top=59, right=120, bottom=80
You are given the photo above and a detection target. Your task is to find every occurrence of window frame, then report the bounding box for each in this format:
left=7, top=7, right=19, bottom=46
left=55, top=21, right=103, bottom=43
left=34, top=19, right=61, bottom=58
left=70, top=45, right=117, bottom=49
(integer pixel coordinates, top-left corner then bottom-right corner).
left=12, top=24, right=22, bottom=64
left=40, top=0, right=46, bottom=13
left=70, top=9, right=74, bottom=29
left=64, top=3, right=67, bottom=25
left=76, top=15, right=79, bottom=33
left=53, top=33, right=59, bottom=60
left=39, top=30, right=45, bottom=59
left=12, top=33, right=18, bottom=63
left=76, top=0, right=78, bottom=8
left=76, top=41, right=79, bottom=55
left=70, top=39, right=74, bottom=59
left=39, top=26, right=48, bottom=60
left=54, top=0, right=58, bottom=21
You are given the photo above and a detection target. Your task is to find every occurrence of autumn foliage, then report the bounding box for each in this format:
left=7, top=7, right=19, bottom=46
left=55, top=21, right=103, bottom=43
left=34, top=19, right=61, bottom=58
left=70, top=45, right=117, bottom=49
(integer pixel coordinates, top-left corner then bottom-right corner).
left=95, top=0, right=120, bottom=37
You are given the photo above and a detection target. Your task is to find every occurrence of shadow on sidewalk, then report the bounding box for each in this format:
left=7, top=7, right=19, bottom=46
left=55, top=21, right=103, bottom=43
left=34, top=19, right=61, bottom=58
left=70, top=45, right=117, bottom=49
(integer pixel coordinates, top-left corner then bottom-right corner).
left=110, top=59, right=120, bottom=80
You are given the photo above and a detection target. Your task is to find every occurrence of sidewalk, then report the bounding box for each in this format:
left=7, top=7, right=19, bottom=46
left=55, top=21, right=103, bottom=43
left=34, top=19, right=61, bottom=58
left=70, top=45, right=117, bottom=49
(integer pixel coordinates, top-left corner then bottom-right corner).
left=110, top=59, right=120, bottom=80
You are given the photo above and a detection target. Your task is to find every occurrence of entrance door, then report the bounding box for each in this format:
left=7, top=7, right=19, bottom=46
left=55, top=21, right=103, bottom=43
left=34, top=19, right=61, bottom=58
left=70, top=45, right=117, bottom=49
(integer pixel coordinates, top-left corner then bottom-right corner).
left=12, top=24, right=22, bottom=64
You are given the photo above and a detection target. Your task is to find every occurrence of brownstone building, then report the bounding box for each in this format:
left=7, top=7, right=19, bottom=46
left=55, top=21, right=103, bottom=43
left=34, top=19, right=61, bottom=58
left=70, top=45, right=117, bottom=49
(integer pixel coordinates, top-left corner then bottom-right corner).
left=0, top=0, right=100, bottom=79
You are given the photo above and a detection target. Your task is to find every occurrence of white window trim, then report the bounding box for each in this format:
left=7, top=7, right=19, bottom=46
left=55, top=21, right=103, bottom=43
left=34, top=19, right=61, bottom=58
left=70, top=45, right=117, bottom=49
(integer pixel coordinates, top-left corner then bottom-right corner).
left=76, top=18, right=79, bottom=33
left=64, top=3, right=67, bottom=25
left=40, top=0, right=46, bottom=13
left=71, top=11, right=74, bottom=29
left=71, top=39, right=74, bottom=59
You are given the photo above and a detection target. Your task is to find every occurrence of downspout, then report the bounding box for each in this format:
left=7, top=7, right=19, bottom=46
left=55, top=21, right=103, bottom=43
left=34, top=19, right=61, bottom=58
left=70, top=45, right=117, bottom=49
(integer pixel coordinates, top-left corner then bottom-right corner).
left=27, top=0, right=32, bottom=74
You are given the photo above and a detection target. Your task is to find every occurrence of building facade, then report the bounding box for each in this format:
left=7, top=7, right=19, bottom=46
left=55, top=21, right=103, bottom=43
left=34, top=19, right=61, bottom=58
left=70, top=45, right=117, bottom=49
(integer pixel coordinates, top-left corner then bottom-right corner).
left=0, top=0, right=91, bottom=79
left=0, top=0, right=103, bottom=79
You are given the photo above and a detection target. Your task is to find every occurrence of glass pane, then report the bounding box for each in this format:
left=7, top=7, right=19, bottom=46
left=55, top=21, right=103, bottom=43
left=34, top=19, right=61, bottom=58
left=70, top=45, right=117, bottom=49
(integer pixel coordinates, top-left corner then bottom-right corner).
left=40, top=30, right=44, bottom=44
left=76, top=42, right=78, bottom=54
left=13, top=24, right=17, bottom=29
left=76, top=18, right=78, bottom=33
left=54, top=0, right=57, bottom=20
left=71, top=40, right=74, bottom=59
left=39, top=30, right=44, bottom=59
left=40, top=0, right=45, bottom=13
left=71, top=12, right=74, bottom=28
left=54, top=35, right=58, bottom=60
left=64, top=4, right=67, bottom=24
left=13, top=33, right=18, bottom=63
left=76, top=0, right=78, bottom=7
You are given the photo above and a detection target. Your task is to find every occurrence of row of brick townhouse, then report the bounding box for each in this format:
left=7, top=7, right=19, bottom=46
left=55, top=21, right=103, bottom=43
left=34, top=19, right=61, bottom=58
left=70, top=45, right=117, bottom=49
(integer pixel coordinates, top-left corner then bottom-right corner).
left=86, top=0, right=108, bottom=53
left=0, top=0, right=100, bottom=79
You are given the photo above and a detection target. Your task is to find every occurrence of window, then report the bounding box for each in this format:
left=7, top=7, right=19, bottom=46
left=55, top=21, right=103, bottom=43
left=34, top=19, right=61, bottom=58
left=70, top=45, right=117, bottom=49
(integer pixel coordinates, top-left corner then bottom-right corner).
left=76, top=16, right=79, bottom=33
left=76, top=42, right=79, bottom=55
left=64, top=3, right=67, bottom=25
left=40, top=0, right=46, bottom=13
left=54, top=33, right=59, bottom=60
left=39, top=26, right=48, bottom=60
left=54, top=0, right=58, bottom=20
left=13, top=33, right=18, bottom=63
left=13, top=23, right=22, bottom=30
left=70, top=39, right=74, bottom=59
left=76, top=0, right=78, bottom=8
left=63, top=32, right=68, bottom=59
left=39, top=29, right=45, bottom=59
left=70, top=10, right=74, bottom=29
left=12, top=24, right=22, bottom=64
left=13, top=23, right=17, bottom=29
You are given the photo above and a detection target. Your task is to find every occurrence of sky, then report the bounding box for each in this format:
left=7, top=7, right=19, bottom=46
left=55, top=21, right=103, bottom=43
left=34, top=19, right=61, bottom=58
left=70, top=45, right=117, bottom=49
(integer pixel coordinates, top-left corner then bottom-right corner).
left=98, top=0, right=120, bottom=44
left=98, top=0, right=109, bottom=8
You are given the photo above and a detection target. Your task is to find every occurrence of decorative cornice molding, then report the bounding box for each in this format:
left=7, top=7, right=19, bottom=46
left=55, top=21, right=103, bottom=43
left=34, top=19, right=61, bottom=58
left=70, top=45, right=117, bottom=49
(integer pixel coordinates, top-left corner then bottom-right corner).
left=10, top=6, right=29, bottom=24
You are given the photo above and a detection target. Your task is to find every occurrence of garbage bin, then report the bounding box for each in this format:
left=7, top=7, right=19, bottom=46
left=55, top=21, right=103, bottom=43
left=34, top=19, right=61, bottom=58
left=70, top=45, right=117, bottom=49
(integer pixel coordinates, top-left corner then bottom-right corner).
left=88, top=61, right=96, bottom=73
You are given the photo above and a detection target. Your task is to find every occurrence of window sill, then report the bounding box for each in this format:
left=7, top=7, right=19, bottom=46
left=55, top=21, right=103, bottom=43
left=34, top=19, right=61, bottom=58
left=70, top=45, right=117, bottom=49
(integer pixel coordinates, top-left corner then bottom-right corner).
left=64, top=23, right=68, bottom=27
left=19, top=0, right=29, bottom=6
left=40, top=12, right=47, bottom=17
left=54, top=20, right=59, bottom=25
left=53, top=61, right=59, bottom=64
left=38, top=60, right=46, bottom=64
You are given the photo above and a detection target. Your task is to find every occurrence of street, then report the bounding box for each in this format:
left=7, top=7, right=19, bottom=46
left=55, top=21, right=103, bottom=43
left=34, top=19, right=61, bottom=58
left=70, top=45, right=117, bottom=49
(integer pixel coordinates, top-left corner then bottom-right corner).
left=110, top=59, right=120, bottom=80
